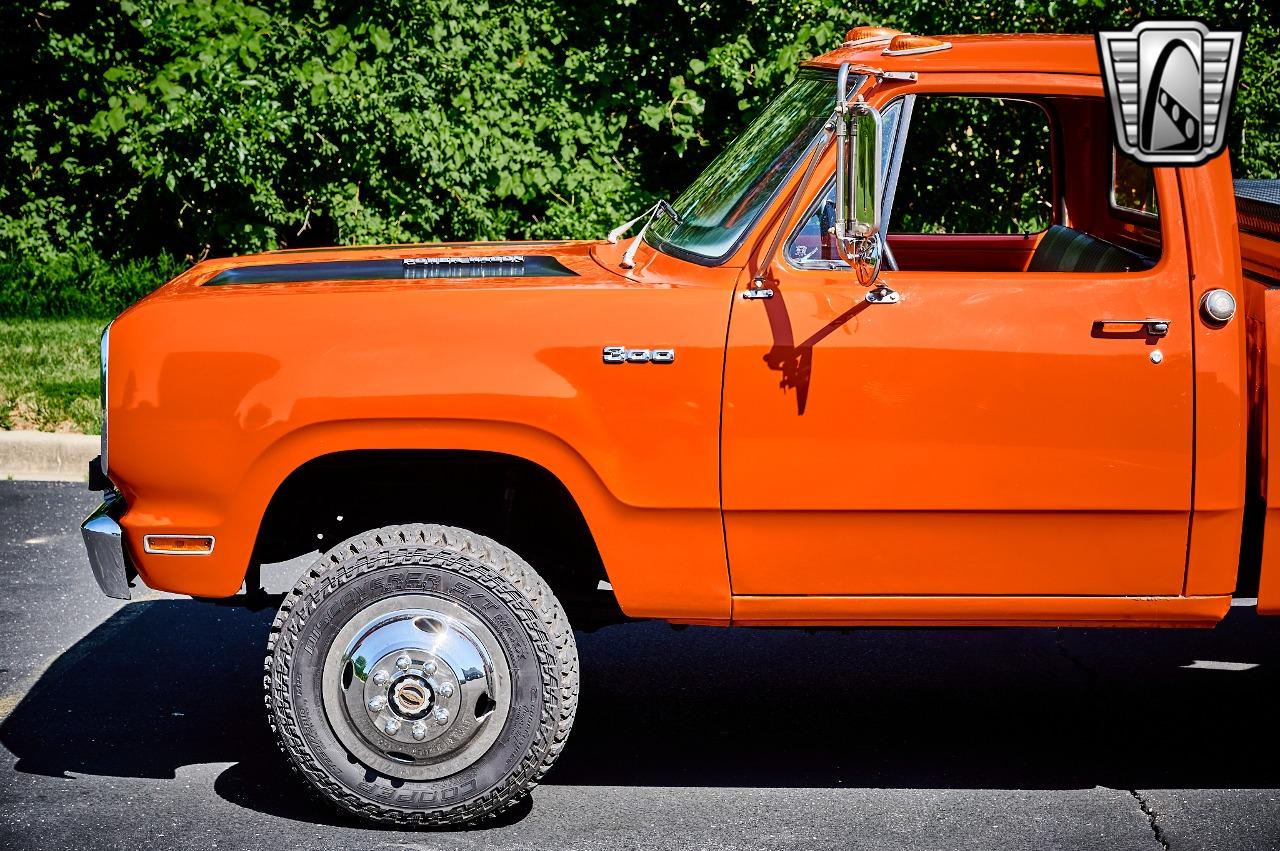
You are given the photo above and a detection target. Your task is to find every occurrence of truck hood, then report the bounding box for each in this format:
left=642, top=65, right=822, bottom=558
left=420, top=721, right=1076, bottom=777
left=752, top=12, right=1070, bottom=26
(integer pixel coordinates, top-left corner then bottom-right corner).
left=145, top=240, right=647, bottom=305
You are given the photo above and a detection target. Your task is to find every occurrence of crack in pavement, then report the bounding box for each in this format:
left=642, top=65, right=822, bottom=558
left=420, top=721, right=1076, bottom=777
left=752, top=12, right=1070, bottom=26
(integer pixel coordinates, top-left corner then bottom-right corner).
left=1058, top=634, right=1174, bottom=850
left=1055, top=629, right=1101, bottom=688
left=1130, top=789, right=1172, bottom=850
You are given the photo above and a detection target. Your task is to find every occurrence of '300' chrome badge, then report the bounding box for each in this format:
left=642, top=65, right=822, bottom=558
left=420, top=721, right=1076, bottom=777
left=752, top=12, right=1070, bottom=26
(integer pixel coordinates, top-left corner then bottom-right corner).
left=603, top=346, right=675, bottom=364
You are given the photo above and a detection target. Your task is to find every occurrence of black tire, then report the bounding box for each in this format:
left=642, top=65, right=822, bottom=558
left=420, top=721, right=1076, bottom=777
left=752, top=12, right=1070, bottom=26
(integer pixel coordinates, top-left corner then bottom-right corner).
left=264, top=523, right=578, bottom=826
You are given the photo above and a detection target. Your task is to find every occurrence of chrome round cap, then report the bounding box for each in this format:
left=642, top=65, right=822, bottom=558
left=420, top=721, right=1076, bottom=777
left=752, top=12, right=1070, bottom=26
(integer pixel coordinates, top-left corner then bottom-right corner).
left=320, top=595, right=511, bottom=782
left=1201, top=288, right=1237, bottom=324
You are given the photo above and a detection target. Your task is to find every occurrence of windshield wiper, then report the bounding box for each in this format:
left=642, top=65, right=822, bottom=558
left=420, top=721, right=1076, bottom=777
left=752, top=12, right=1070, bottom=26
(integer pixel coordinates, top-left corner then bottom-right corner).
left=606, top=199, right=682, bottom=269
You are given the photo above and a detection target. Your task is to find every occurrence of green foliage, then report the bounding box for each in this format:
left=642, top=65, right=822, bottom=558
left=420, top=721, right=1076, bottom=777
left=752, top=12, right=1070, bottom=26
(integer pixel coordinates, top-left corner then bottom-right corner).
left=0, top=247, right=182, bottom=318
left=0, top=0, right=652, bottom=261
left=892, top=97, right=1053, bottom=234
left=0, top=0, right=1276, bottom=311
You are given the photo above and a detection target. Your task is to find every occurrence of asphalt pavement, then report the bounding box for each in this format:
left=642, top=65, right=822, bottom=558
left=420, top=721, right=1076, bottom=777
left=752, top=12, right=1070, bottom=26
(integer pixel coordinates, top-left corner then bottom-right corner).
left=1, top=479, right=1278, bottom=850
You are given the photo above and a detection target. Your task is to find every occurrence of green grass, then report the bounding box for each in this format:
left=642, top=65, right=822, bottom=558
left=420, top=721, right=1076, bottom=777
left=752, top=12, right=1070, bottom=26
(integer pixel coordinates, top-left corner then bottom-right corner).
left=0, top=319, right=104, bottom=434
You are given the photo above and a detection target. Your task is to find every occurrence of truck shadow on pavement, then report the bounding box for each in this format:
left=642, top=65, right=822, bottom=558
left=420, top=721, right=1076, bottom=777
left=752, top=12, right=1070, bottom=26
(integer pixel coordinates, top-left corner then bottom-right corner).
left=2, top=600, right=1279, bottom=826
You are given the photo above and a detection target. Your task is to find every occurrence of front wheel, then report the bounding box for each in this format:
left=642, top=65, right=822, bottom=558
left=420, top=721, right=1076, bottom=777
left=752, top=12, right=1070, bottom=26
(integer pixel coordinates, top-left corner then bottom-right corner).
left=264, top=524, right=578, bottom=826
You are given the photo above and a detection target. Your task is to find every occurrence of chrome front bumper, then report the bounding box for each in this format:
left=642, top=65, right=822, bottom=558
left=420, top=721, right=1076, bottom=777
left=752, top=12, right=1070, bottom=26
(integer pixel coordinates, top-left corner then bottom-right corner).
left=82, top=491, right=133, bottom=600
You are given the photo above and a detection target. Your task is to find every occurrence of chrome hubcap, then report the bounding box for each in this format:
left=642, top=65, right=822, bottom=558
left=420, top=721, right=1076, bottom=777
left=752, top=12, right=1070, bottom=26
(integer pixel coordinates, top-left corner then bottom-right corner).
left=321, top=594, right=511, bottom=781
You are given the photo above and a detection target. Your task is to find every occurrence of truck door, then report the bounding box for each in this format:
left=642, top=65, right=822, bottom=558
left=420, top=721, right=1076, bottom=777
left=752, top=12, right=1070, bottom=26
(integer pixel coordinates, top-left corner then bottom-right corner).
left=721, top=84, right=1195, bottom=597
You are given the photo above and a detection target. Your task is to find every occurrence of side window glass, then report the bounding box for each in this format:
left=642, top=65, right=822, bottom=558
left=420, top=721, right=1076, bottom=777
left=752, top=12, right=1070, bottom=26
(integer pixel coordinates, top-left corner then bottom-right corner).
left=892, top=96, right=1052, bottom=234
left=1112, top=150, right=1159, bottom=219
left=789, top=100, right=901, bottom=266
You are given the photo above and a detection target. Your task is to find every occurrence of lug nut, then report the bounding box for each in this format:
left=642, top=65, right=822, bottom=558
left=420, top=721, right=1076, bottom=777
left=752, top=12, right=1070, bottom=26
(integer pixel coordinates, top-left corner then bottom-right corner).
left=433, top=706, right=450, bottom=725
left=395, top=655, right=412, bottom=670
left=368, top=695, right=388, bottom=712
left=411, top=721, right=428, bottom=741
left=372, top=670, right=390, bottom=686
left=422, top=660, right=437, bottom=675
left=436, top=682, right=454, bottom=698
left=383, top=717, right=401, bottom=735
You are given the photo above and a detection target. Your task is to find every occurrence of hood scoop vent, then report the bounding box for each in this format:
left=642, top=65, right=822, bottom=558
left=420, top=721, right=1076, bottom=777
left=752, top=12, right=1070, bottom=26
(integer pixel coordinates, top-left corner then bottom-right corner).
left=204, top=255, right=578, bottom=286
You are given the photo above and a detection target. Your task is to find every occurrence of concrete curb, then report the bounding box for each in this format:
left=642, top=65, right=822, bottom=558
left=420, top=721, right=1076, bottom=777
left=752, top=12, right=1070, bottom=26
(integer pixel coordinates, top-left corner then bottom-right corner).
left=0, top=431, right=98, bottom=482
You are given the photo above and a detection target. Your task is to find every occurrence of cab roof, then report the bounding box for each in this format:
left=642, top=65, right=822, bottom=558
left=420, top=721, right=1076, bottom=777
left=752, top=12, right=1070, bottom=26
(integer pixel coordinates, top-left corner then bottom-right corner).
left=806, top=33, right=1100, bottom=77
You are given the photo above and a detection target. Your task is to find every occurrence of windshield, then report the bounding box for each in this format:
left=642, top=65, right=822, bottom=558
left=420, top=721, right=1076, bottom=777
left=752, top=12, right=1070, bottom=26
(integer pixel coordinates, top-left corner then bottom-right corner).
left=647, top=70, right=846, bottom=264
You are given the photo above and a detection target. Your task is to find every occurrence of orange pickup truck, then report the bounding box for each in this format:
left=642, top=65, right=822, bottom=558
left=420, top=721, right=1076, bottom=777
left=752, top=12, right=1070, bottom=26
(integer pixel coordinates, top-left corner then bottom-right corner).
left=82, top=27, right=1279, bottom=825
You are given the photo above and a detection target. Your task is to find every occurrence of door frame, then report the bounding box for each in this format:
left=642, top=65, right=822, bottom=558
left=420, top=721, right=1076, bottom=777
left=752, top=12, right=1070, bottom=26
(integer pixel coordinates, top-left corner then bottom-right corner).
left=721, top=70, right=1227, bottom=625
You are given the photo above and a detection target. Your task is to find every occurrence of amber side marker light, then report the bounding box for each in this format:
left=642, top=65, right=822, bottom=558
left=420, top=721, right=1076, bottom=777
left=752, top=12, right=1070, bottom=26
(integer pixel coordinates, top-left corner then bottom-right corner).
left=843, top=26, right=902, bottom=48
left=144, top=535, right=216, bottom=555
left=883, top=35, right=952, bottom=56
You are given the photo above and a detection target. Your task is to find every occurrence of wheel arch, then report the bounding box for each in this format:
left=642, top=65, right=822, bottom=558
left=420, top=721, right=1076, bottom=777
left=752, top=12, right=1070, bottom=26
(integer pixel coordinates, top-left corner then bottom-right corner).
left=242, top=420, right=623, bottom=624
left=127, top=417, right=731, bottom=621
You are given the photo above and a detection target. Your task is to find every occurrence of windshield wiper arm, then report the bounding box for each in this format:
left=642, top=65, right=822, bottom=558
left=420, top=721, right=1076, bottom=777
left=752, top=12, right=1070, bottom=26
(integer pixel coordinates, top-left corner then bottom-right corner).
left=607, top=199, right=681, bottom=269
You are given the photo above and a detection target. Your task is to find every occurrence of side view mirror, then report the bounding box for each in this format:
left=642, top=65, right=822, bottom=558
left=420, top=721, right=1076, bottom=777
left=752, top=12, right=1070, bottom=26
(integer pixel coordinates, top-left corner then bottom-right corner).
left=834, top=63, right=884, bottom=285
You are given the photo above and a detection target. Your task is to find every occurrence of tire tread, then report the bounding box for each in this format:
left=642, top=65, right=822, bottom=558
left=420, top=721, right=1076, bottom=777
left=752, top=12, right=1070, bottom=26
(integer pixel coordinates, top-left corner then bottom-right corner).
left=264, top=523, right=579, bottom=826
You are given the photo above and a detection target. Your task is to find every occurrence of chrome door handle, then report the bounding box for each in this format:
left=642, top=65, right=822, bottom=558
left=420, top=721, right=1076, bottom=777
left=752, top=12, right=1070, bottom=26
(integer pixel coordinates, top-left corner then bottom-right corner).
left=1096, top=319, right=1170, bottom=337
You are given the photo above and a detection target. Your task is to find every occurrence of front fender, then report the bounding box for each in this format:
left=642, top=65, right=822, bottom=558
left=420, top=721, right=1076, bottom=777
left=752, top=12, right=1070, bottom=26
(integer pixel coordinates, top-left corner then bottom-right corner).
left=106, top=267, right=735, bottom=620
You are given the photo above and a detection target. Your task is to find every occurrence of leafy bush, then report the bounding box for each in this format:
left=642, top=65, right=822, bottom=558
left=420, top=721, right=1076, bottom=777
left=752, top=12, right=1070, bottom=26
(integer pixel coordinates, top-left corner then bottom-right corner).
left=0, top=0, right=653, bottom=261
left=670, top=0, right=1278, bottom=180
left=0, top=248, right=182, bottom=318
left=0, top=0, right=1276, bottom=317
left=891, top=96, right=1054, bottom=235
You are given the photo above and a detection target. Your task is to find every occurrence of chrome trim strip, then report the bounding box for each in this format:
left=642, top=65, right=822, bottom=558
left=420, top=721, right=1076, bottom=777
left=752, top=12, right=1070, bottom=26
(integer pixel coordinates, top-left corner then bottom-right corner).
left=99, top=321, right=111, bottom=476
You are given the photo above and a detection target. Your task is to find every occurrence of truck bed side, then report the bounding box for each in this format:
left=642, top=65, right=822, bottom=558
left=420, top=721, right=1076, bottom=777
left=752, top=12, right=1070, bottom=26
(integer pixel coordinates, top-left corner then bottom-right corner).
left=1236, top=180, right=1280, bottom=613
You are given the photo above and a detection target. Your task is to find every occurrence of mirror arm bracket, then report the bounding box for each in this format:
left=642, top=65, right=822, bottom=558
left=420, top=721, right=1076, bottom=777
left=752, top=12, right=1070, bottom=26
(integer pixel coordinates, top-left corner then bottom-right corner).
left=747, top=118, right=836, bottom=294
left=865, top=284, right=899, bottom=304
left=840, top=63, right=917, bottom=83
